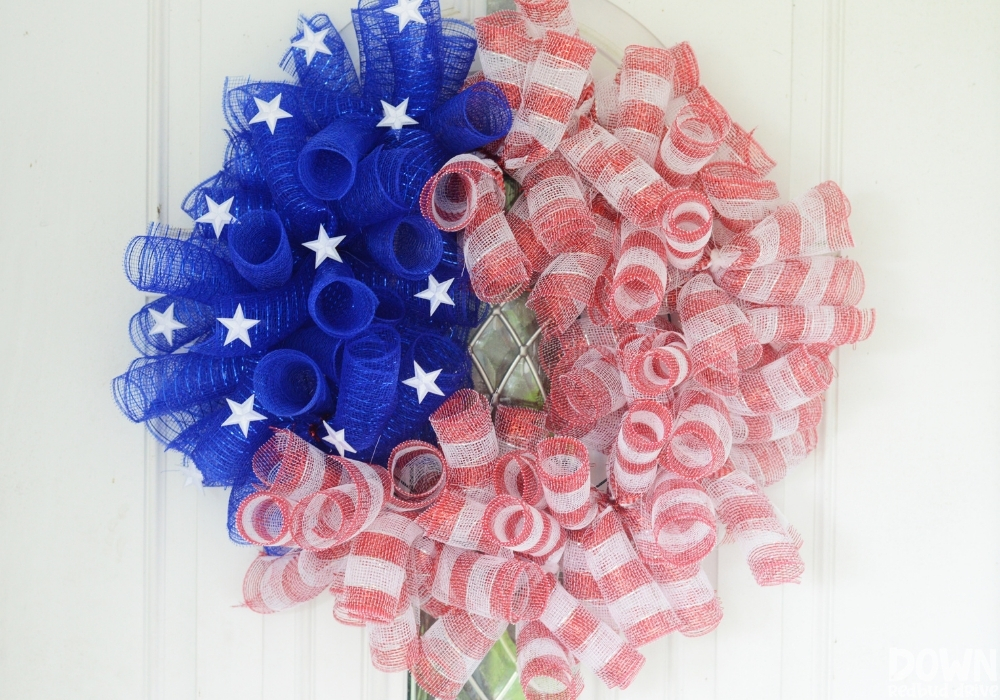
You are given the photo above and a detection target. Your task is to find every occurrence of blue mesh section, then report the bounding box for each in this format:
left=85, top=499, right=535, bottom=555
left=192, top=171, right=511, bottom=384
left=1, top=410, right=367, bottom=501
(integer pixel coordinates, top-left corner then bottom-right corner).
left=227, top=209, right=294, bottom=290
left=297, top=115, right=380, bottom=200
left=189, top=399, right=275, bottom=487
left=223, top=131, right=268, bottom=187
left=308, top=264, right=379, bottom=338
left=228, top=460, right=261, bottom=544
left=182, top=171, right=273, bottom=240
left=281, top=14, right=361, bottom=99
left=124, top=234, right=250, bottom=303
left=129, top=295, right=215, bottom=356
left=253, top=349, right=333, bottom=417
left=372, top=286, right=405, bottom=326
left=196, top=262, right=314, bottom=356
left=371, top=332, right=470, bottom=464
left=146, top=400, right=226, bottom=448
left=365, top=215, right=443, bottom=281
left=427, top=81, right=513, bottom=156
left=301, top=88, right=375, bottom=134
left=225, top=80, right=331, bottom=242
left=330, top=325, right=401, bottom=455
left=278, top=325, right=343, bottom=385
left=352, top=7, right=394, bottom=106
left=436, top=19, right=478, bottom=106
left=112, top=354, right=258, bottom=423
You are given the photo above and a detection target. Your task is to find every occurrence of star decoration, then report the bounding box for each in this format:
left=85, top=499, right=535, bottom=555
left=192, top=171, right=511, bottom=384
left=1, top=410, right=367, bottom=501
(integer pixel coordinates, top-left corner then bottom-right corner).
left=414, top=275, right=455, bottom=316
left=222, top=395, right=267, bottom=437
left=217, top=304, right=260, bottom=347
left=377, top=98, right=419, bottom=130
left=302, top=223, right=346, bottom=268
left=195, top=195, right=235, bottom=238
left=148, top=302, right=187, bottom=347
left=248, top=94, right=293, bottom=135
left=402, top=361, right=445, bottom=404
left=290, top=25, right=332, bottom=65
left=176, top=462, right=204, bottom=488
left=384, top=0, right=427, bottom=32
left=322, top=421, right=356, bottom=457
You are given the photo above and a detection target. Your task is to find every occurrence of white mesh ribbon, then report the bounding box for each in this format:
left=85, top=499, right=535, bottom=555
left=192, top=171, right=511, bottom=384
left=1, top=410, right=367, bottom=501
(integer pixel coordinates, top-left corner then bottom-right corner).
left=549, top=347, right=627, bottom=432
left=660, top=188, right=714, bottom=270
left=610, top=222, right=669, bottom=324
left=493, top=450, right=548, bottom=509
left=386, top=441, right=447, bottom=512
left=529, top=251, right=608, bottom=333
left=730, top=395, right=823, bottom=444
left=608, top=400, right=672, bottom=505
left=561, top=535, right=616, bottom=628
left=714, top=255, right=866, bottom=307
left=243, top=549, right=339, bottom=614
left=658, top=97, right=732, bottom=185
left=429, top=388, right=501, bottom=489
left=744, top=305, right=876, bottom=346
left=614, top=45, right=674, bottom=165
left=646, top=470, right=717, bottom=567
left=616, top=331, right=691, bottom=397
left=366, top=601, right=420, bottom=672
left=484, top=494, right=566, bottom=565
left=415, top=487, right=504, bottom=555
left=514, top=0, right=577, bottom=37
left=474, top=11, right=540, bottom=111
left=724, top=345, right=834, bottom=416
left=698, top=161, right=780, bottom=233
left=728, top=427, right=818, bottom=487
left=536, top=436, right=599, bottom=530
left=411, top=608, right=508, bottom=700
left=517, top=152, right=596, bottom=255
left=659, top=388, right=733, bottom=479
left=677, top=273, right=762, bottom=374
left=515, top=619, right=583, bottom=700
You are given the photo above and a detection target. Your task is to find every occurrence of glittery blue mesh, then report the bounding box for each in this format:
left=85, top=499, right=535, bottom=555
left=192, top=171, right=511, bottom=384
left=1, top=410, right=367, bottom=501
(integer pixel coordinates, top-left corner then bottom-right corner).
left=365, top=215, right=443, bottom=281
left=112, top=354, right=258, bottom=423
left=436, top=19, right=478, bottom=105
left=227, top=209, right=294, bottom=290
left=372, top=286, right=406, bottom=326
left=281, top=14, right=361, bottom=99
left=308, top=264, right=379, bottom=338
left=330, top=325, right=401, bottom=456
left=253, top=349, right=334, bottom=417
left=147, top=400, right=226, bottom=448
left=124, top=231, right=250, bottom=303
left=129, top=295, right=215, bottom=356
left=279, top=325, right=343, bottom=384
left=182, top=170, right=272, bottom=241
left=427, top=81, right=513, bottom=156
left=189, top=399, right=276, bottom=486
left=297, top=115, right=380, bottom=200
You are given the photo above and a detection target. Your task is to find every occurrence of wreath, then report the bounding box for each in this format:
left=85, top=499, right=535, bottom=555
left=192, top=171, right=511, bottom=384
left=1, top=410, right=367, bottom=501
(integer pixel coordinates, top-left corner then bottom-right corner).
left=113, top=0, right=874, bottom=697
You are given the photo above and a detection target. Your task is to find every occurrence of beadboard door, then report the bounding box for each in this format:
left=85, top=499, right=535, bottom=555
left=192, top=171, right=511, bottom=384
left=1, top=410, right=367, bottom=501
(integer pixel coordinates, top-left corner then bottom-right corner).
left=2, top=1, right=998, bottom=699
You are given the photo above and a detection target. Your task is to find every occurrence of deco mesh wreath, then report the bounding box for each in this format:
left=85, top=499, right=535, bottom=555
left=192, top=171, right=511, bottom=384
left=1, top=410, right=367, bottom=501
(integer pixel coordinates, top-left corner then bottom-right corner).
left=113, top=0, right=875, bottom=697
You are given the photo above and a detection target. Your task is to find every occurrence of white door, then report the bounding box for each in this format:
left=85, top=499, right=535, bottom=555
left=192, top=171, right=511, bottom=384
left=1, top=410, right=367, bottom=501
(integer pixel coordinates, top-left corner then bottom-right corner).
left=2, top=1, right=998, bottom=699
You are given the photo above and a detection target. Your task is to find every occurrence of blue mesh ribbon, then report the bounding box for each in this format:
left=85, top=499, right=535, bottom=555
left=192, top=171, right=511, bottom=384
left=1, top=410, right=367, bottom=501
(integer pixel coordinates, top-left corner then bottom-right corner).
left=114, top=2, right=510, bottom=511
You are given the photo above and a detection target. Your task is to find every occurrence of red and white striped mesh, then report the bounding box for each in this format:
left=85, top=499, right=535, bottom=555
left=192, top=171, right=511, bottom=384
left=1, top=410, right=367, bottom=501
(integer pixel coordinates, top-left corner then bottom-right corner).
left=538, top=582, right=645, bottom=689
left=366, top=602, right=419, bottom=672
left=724, top=345, right=834, bottom=416
left=664, top=41, right=699, bottom=98
left=728, top=426, right=818, bottom=487
left=610, top=223, right=669, bottom=324
left=659, top=188, right=713, bottom=269
left=302, top=542, right=352, bottom=592
left=340, top=510, right=423, bottom=623
left=698, top=161, right=780, bottom=233
left=236, top=491, right=294, bottom=546
left=421, top=154, right=531, bottom=303
left=608, top=400, right=672, bottom=505
left=386, top=441, right=447, bottom=512
left=528, top=252, right=607, bottom=333
left=514, top=0, right=577, bottom=37
left=581, top=508, right=679, bottom=646
left=535, top=436, right=599, bottom=530
left=411, top=608, right=508, bottom=700
left=705, top=467, right=804, bottom=586
left=432, top=545, right=554, bottom=621
left=252, top=429, right=342, bottom=500
left=484, top=494, right=566, bottom=564
left=659, top=388, right=733, bottom=479
left=677, top=273, right=761, bottom=371
left=559, top=119, right=672, bottom=230
left=507, top=194, right=556, bottom=282
left=429, top=388, right=500, bottom=489
left=592, top=73, right=620, bottom=130
left=504, top=31, right=597, bottom=170
left=548, top=347, right=626, bottom=433
left=493, top=450, right=548, bottom=509
left=647, top=469, right=717, bottom=567
left=288, top=457, right=388, bottom=551
left=712, top=121, right=777, bottom=176
left=658, top=101, right=732, bottom=186
left=745, top=305, right=876, bottom=346
left=716, top=181, right=854, bottom=269
left=515, top=620, right=584, bottom=700
left=730, top=395, right=823, bottom=444
left=474, top=11, right=539, bottom=110
left=414, top=487, right=503, bottom=555
left=614, top=45, right=675, bottom=165
left=715, top=255, right=865, bottom=307
left=616, top=331, right=690, bottom=397
left=517, top=152, right=596, bottom=255
left=631, top=532, right=722, bottom=637
left=495, top=406, right=550, bottom=454
left=408, top=535, right=450, bottom=618
left=243, top=550, right=330, bottom=614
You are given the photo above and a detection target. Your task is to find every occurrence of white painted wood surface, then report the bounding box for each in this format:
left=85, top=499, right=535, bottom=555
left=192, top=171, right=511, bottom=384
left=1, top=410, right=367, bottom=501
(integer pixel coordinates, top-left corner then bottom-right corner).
left=1, top=1, right=998, bottom=699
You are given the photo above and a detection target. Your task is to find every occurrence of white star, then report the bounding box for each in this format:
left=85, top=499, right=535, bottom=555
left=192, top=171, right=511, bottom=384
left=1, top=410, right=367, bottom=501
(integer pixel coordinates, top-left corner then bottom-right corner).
left=414, top=275, right=455, bottom=316
left=148, top=302, right=187, bottom=346
left=217, top=304, right=260, bottom=347
left=290, top=25, right=332, bottom=65
left=321, top=421, right=356, bottom=457
left=222, top=395, right=267, bottom=437
left=384, top=0, right=427, bottom=32
left=302, top=224, right=346, bottom=268
left=402, top=361, right=445, bottom=404
left=377, top=98, right=419, bottom=130
left=176, top=462, right=204, bottom=488
left=248, top=94, right=293, bottom=135
left=195, top=195, right=235, bottom=238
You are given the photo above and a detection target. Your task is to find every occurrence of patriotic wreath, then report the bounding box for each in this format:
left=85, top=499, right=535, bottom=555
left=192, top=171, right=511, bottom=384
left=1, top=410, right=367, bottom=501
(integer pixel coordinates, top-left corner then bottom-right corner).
left=113, top=0, right=874, bottom=697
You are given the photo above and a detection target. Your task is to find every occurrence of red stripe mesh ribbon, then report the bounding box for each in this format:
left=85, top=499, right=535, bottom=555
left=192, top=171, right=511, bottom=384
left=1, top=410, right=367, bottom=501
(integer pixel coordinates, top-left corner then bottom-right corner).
left=515, top=619, right=583, bottom=700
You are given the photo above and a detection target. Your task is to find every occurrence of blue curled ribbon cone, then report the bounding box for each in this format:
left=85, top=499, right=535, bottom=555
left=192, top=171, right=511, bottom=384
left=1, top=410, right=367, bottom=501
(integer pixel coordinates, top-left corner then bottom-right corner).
left=112, top=0, right=510, bottom=544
